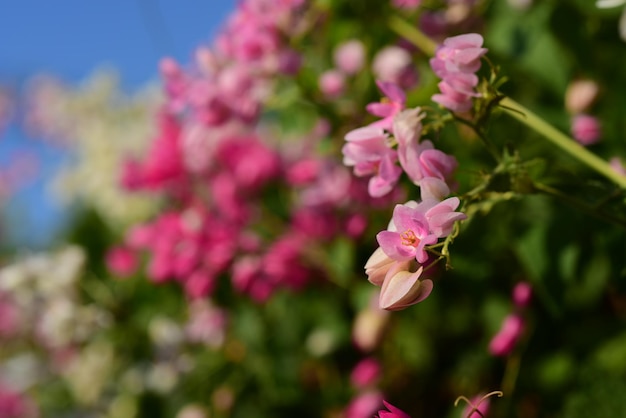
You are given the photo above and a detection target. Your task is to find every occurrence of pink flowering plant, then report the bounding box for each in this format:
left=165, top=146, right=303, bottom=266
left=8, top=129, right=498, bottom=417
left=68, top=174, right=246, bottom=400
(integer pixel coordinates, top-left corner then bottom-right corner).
left=3, top=0, right=626, bottom=417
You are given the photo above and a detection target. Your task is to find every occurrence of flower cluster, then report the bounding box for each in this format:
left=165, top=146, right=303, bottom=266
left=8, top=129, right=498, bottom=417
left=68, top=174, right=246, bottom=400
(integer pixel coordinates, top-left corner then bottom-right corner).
left=365, top=191, right=466, bottom=310
left=430, top=33, right=487, bottom=112
left=343, top=83, right=458, bottom=197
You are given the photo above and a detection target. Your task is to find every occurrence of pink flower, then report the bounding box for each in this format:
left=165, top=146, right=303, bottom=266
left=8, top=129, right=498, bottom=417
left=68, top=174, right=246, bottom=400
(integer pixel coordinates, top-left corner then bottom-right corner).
left=319, top=69, right=346, bottom=98
left=352, top=297, right=390, bottom=351
left=350, top=357, right=381, bottom=388
left=431, top=34, right=487, bottom=77
left=512, top=282, right=533, bottom=308
left=377, top=198, right=465, bottom=263
left=334, top=40, right=366, bottom=75
left=571, top=114, right=601, bottom=145
left=430, top=33, right=487, bottom=113
left=394, top=109, right=458, bottom=187
left=365, top=248, right=434, bottom=311
left=345, top=391, right=384, bottom=418
left=489, top=314, right=525, bottom=356
left=610, top=157, right=626, bottom=176
left=378, top=261, right=433, bottom=310
left=462, top=394, right=491, bottom=418
left=372, top=46, right=419, bottom=90
left=565, top=79, right=599, bottom=114
left=342, top=126, right=402, bottom=197
left=366, top=80, right=406, bottom=130
left=105, top=246, right=138, bottom=277
left=377, top=204, right=437, bottom=263
left=376, top=400, right=411, bottom=418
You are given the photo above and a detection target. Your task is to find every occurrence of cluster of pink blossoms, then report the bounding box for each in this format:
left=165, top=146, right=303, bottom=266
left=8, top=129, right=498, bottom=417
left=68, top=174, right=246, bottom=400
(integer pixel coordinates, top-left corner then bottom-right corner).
left=343, top=34, right=480, bottom=310
left=108, top=0, right=394, bottom=303
left=365, top=182, right=466, bottom=311
left=430, top=33, right=487, bottom=113
left=343, top=82, right=458, bottom=198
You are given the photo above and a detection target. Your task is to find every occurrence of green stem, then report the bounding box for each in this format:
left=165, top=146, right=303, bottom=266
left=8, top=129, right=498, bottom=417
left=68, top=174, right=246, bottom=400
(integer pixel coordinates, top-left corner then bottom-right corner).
left=500, top=97, right=626, bottom=189
left=388, top=15, right=437, bottom=56
left=387, top=17, right=626, bottom=189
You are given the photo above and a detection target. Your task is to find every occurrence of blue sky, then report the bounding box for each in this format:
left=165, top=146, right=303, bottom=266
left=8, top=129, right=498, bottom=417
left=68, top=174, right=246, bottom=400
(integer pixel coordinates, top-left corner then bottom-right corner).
left=0, top=1, right=235, bottom=248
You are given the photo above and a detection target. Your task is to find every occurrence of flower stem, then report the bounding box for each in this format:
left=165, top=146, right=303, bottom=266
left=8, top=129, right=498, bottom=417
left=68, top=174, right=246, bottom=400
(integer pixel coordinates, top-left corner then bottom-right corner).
left=388, top=17, right=626, bottom=188
left=500, top=97, right=626, bottom=189
left=388, top=15, right=436, bottom=56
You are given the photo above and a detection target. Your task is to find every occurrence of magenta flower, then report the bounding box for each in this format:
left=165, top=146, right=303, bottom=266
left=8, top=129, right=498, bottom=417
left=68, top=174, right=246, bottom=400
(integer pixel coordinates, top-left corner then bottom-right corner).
left=512, top=281, right=533, bottom=308
left=105, top=246, right=138, bottom=278
left=571, top=114, right=602, bottom=145
left=350, top=357, right=381, bottom=388
left=345, top=391, right=384, bottom=418
left=376, top=400, right=411, bottom=418
left=489, top=314, right=525, bottom=356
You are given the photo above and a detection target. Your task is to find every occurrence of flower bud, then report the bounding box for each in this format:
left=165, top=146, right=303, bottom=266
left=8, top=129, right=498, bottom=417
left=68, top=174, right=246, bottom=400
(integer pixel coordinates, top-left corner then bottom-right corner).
left=565, top=79, right=599, bottom=114
left=571, top=114, right=601, bottom=146
left=334, top=40, right=366, bottom=75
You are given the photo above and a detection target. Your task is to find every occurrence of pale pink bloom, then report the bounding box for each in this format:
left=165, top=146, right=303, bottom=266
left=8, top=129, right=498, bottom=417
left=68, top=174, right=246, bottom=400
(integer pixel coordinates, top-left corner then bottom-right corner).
left=419, top=177, right=451, bottom=201
left=430, top=33, right=487, bottom=77
left=366, top=80, right=407, bottom=130
left=610, top=157, right=626, bottom=176
left=334, top=40, right=366, bottom=75
left=350, top=357, right=381, bottom=388
left=376, top=400, right=411, bottom=418
left=352, top=299, right=390, bottom=351
left=186, top=301, right=227, bottom=349
left=365, top=247, right=399, bottom=286
left=345, top=390, right=384, bottom=418
left=372, top=45, right=419, bottom=89
left=512, top=282, right=533, bottom=308
left=105, top=246, right=138, bottom=277
left=372, top=46, right=418, bottom=89
left=571, top=114, right=601, bottom=145
left=430, top=33, right=487, bottom=112
left=462, top=394, right=491, bottom=418
left=565, top=79, right=599, bottom=114
left=489, top=314, right=524, bottom=356
left=432, top=80, right=474, bottom=113
left=342, top=126, right=402, bottom=197
left=378, top=261, right=433, bottom=310
left=319, top=69, right=346, bottom=98
left=394, top=108, right=458, bottom=186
